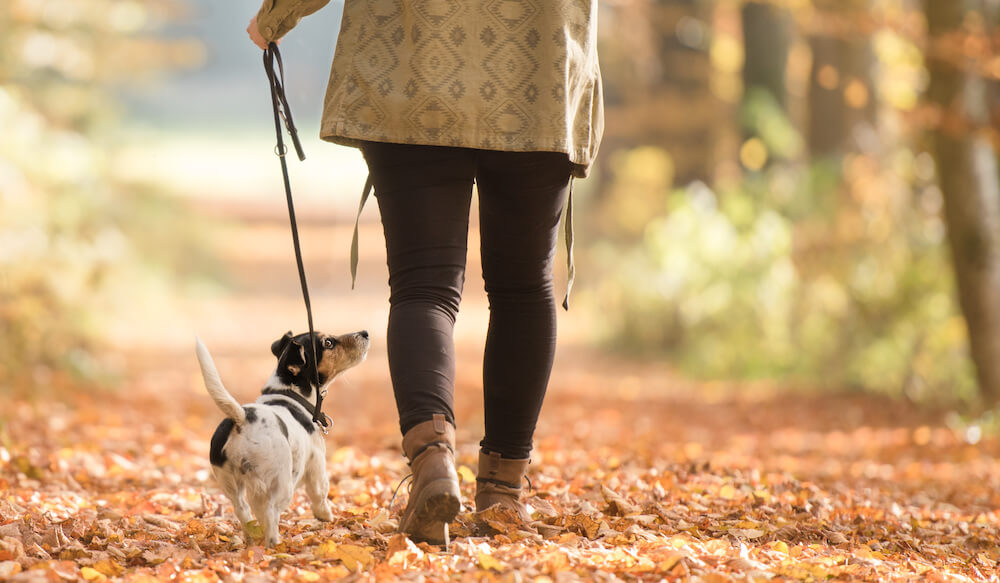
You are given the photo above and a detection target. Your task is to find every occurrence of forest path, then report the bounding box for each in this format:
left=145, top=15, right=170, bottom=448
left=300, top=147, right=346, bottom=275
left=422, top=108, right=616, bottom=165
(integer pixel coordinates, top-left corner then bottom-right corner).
left=2, top=196, right=998, bottom=581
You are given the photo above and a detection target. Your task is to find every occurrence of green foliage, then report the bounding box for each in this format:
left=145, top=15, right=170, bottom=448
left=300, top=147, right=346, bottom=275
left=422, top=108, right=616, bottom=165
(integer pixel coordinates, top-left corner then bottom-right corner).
left=588, top=146, right=977, bottom=402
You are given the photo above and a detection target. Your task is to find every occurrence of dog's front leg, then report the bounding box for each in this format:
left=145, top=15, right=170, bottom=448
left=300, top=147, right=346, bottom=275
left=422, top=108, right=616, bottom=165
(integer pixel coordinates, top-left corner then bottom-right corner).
left=304, top=451, right=333, bottom=521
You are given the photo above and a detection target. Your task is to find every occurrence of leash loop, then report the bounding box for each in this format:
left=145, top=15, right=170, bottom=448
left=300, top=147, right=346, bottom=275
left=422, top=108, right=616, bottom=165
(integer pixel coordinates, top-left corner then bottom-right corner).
left=263, top=43, right=305, bottom=161
left=263, top=42, right=329, bottom=431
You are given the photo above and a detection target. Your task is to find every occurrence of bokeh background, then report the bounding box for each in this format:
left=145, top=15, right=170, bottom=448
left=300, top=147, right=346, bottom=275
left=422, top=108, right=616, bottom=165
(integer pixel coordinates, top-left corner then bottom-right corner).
left=3, top=0, right=1000, bottom=425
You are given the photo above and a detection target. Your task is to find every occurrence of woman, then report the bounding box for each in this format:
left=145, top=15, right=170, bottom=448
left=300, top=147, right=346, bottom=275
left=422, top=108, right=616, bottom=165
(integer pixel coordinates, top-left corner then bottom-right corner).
left=248, top=0, right=603, bottom=545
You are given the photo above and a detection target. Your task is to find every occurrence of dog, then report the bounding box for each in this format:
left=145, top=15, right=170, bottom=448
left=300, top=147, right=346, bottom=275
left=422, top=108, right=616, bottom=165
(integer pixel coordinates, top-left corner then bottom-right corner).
left=196, top=329, right=369, bottom=546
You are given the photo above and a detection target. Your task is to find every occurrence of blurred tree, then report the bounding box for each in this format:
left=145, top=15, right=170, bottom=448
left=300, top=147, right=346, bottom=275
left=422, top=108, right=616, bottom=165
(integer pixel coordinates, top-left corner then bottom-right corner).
left=0, top=0, right=200, bottom=387
left=740, top=1, right=794, bottom=171
left=742, top=1, right=791, bottom=112
left=807, top=0, right=878, bottom=157
left=586, top=0, right=983, bottom=404
left=924, top=0, right=1000, bottom=409
left=598, top=0, right=717, bottom=185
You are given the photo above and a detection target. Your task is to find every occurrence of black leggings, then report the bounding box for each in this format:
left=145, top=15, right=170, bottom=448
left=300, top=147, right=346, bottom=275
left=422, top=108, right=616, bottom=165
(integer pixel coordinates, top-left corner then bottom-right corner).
left=361, top=142, right=572, bottom=459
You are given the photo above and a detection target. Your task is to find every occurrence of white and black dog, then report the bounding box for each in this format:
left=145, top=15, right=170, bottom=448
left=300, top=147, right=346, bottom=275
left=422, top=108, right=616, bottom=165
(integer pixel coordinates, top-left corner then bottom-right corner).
left=196, top=330, right=369, bottom=546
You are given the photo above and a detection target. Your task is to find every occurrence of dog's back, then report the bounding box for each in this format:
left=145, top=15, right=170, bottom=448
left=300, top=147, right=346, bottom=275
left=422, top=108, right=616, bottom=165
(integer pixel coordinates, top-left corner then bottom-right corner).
left=213, top=405, right=296, bottom=495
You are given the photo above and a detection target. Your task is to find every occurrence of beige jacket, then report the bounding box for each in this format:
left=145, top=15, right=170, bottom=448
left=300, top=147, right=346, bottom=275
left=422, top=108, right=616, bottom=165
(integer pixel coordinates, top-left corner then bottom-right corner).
left=256, top=0, right=604, bottom=177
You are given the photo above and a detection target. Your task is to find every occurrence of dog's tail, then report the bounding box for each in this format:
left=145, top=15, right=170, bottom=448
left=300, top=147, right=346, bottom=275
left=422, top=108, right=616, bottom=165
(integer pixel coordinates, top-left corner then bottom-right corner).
left=195, top=337, right=246, bottom=425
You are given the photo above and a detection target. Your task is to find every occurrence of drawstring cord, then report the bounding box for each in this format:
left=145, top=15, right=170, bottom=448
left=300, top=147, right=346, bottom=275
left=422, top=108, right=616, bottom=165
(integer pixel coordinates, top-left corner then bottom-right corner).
left=562, top=176, right=575, bottom=310
left=350, top=175, right=374, bottom=289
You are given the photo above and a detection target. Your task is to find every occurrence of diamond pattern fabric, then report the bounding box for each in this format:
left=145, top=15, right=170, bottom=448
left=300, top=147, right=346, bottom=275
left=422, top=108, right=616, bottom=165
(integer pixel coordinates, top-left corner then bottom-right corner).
left=256, top=0, right=603, bottom=177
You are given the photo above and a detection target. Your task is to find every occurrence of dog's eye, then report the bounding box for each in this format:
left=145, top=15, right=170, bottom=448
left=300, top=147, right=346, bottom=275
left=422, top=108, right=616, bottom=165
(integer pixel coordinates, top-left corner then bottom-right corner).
left=323, top=338, right=336, bottom=349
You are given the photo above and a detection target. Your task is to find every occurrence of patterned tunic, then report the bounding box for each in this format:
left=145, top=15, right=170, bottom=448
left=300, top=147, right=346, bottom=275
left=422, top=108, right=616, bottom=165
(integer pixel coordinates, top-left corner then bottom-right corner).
left=256, top=0, right=604, bottom=177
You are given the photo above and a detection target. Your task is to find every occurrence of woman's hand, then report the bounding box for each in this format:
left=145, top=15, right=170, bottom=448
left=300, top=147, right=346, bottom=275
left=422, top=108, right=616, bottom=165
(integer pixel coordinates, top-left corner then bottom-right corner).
left=247, top=16, right=271, bottom=50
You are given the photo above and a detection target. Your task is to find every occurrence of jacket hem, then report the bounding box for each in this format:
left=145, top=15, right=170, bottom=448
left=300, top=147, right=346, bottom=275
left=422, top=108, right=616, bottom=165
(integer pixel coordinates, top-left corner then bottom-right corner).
left=319, top=124, right=594, bottom=179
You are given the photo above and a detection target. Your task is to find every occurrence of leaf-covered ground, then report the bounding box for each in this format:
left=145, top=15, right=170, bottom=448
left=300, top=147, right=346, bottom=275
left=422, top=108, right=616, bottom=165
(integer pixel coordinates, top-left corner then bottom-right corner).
left=2, top=203, right=998, bottom=582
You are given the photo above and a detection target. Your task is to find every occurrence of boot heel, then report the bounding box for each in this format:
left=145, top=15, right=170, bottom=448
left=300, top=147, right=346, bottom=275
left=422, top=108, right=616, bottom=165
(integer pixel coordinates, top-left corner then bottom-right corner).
left=398, top=415, right=462, bottom=545
left=421, top=488, right=461, bottom=522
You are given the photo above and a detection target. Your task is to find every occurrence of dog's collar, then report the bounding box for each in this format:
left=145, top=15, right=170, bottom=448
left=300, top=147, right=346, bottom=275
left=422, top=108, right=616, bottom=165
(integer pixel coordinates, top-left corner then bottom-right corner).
left=261, top=388, right=331, bottom=431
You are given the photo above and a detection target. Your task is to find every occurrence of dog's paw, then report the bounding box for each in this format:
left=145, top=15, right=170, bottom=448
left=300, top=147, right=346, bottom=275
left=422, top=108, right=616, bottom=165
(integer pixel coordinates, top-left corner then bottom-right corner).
left=313, top=503, right=333, bottom=522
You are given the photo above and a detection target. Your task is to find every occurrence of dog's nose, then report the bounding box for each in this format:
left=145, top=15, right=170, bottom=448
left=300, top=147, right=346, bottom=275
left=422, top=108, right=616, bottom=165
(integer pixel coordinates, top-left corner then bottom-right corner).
left=359, top=330, right=369, bottom=339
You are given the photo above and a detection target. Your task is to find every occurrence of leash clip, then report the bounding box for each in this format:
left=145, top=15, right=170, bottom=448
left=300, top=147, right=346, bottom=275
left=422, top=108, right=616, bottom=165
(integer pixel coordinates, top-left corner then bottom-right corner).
left=315, top=412, right=331, bottom=435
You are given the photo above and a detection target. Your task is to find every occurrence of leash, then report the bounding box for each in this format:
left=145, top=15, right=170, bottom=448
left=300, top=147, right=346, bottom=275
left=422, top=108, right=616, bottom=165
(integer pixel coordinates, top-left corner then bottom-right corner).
left=263, top=42, right=330, bottom=433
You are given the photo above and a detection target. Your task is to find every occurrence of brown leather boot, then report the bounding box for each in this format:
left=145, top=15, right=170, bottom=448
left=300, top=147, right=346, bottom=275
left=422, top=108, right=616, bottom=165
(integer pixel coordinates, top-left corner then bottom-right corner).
left=398, top=414, right=461, bottom=545
left=474, top=450, right=531, bottom=522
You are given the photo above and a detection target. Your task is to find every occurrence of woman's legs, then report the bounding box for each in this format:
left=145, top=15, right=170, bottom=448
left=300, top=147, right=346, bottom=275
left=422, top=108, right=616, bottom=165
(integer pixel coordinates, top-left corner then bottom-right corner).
left=362, top=142, right=572, bottom=459
left=361, top=142, right=477, bottom=435
left=476, top=151, right=574, bottom=460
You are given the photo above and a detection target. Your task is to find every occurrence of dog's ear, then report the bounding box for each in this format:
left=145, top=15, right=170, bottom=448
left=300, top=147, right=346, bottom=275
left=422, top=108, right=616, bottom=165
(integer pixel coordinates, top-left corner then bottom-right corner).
left=281, top=339, right=307, bottom=376
left=271, top=331, right=294, bottom=358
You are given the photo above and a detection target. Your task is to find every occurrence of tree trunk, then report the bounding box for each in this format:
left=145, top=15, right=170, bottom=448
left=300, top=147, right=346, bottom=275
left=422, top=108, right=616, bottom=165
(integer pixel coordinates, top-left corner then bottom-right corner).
left=741, top=1, right=792, bottom=167
left=807, top=0, right=877, bottom=157
left=742, top=2, right=791, bottom=112
left=649, top=0, right=715, bottom=183
left=597, top=0, right=716, bottom=185
left=925, top=0, right=1000, bottom=409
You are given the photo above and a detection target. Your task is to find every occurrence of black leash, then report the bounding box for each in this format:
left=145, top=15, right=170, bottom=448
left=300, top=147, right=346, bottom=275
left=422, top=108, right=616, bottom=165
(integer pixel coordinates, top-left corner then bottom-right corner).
left=263, top=42, right=330, bottom=432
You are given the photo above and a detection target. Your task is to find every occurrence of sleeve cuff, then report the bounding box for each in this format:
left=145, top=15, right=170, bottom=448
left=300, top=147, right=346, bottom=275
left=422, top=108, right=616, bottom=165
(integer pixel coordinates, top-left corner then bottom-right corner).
left=256, top=1, right=297, bottom=43
left=256, top=0, right=330, bottom=43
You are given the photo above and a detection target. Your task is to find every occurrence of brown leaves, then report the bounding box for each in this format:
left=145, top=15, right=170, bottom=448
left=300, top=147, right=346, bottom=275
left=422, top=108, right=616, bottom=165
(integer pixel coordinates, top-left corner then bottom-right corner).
left=3, top=361, right=1000, bottom=581
left=559, top=513, right=604, bottom=539
left=472, top=504, right=525, bottom=537
left=314, top=542, right=374, bottom=571
left=602, top=484, right=639, bottom=516
left=385, top=533, right=424, bottom=568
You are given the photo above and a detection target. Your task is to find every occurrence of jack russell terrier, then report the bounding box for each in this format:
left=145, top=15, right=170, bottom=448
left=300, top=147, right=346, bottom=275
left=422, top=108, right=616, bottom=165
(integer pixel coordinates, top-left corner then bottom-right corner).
left=196, top=330, right=369, bottom=546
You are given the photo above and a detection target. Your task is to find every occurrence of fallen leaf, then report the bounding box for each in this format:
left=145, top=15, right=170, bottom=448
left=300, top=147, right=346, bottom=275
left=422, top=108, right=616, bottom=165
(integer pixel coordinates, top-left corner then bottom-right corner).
left=478, top=552, right=505, bottom=572
left=335, top=544, right=374, bottom=572
left=385, top=534, right=409, bottom=556
left=730, top=528, right=766, bottom=540
left=602, top=485, right=639, bottom=515
left=314, top=540, right=339, bottom=560
left=81, top=566, right=105, bottom=581
left=367, top=508, right=396, bottom=533
left=528, top=496, right=558, bottom=517
left=386, top=534, right=424, bottom=567
left=457, top=465, right=476, bottom=483
left=474, top=505, right=522, bottom=536
left=563, top=513, right=602, bottom=539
